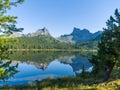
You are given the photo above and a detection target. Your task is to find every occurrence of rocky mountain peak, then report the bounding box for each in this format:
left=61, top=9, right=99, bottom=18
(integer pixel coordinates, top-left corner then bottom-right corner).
left=9, top=27, right=51, bottom=38
left=36, top=27, right=50, bottom=35
left=71, top=27, right=91, bottom=36
left=72, top=27, right=81, bottom=34
left=26, top=27, right=51, bottom=37
left=58, top=27, right=102, bottom=44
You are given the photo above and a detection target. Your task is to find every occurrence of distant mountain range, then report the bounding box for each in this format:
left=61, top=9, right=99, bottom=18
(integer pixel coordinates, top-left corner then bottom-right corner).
left=58, top=27, right=102, bottom=44
left=9, top=27, right=50, bottom=38
left=9, top=27, right=102, bottom=44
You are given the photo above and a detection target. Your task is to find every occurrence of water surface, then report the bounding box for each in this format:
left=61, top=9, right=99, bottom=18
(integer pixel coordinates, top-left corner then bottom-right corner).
left=0, top=51, right=93, bottom=86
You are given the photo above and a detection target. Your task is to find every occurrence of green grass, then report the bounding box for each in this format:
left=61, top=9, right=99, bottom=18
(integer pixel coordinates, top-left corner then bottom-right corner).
left=1, top=79, right=120, bottom=90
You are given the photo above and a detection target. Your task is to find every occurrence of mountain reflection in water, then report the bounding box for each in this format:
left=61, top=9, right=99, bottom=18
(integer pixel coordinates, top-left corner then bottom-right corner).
left=0, top=51, right=93, bottom=86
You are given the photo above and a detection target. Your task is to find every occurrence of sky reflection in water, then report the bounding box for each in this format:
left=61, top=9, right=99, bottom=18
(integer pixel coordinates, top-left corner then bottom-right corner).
left=0, top=55, right=93, bottom=86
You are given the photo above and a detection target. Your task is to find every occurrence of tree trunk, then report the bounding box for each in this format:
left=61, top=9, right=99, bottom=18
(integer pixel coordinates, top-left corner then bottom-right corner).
left=103, top=62, right=115, bottom=82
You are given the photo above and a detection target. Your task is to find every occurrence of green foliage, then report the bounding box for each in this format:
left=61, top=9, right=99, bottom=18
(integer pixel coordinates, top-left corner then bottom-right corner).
left=0, top=0, right=24, bottom=34
left=0, top=60, right=19, bottom=80
left=0, top=38, right=19, bottom=80
left=91, top=9, right=120, bottom=81
left=0, top=0, right=24, bottom=82
left=8, top=35, right=71, bottom=49
left=7, top=35, right=98, bottom=51
left=0, top=0, right=24, bottom=60
left=76, top=41, right=98, bottom=50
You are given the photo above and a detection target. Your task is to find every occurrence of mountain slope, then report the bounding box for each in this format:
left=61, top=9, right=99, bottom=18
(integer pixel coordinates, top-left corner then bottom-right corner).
left=58, top=27, right=102, bottom=44
left=8, top=35, right=73, bottom=50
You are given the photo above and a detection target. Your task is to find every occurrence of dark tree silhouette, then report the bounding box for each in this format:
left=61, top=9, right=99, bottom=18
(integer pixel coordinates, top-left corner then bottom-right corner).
left=91, top=9, right=120, bottom=82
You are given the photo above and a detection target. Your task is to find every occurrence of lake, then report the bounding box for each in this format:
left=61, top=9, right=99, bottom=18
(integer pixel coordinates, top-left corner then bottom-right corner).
left=0, top=51, right=93, bottom=86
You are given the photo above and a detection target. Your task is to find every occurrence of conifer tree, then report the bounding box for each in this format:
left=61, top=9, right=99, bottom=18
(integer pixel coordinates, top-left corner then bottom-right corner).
left=91, top=9, right=120, bottom=81
left=0, top=0, right=24, bottom=34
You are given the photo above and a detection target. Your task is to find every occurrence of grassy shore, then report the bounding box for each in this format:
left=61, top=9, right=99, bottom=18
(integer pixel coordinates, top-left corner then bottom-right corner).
left=1, top=79, right=120, bottom=90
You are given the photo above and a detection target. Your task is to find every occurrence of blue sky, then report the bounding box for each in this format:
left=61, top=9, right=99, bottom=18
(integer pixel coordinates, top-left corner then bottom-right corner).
left=8, top=0, right=120, bottom=37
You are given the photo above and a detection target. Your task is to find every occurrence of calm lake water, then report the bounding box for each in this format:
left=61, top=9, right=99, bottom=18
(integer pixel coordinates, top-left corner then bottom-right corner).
left=0, top=51, right=93, bottom=86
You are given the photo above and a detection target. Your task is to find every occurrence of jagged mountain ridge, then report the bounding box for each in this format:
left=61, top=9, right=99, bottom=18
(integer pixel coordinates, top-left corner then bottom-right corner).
left=58, top=27, right=102, bottom=44
left=9, top=27, right=50, bottom=38
left=9, top=27, right=102, bottom=44
left=26, top=27, right=50, bottom=37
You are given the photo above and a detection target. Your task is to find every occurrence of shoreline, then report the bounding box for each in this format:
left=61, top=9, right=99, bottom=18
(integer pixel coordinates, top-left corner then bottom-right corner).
left=8, top=49, right=97, bottom=52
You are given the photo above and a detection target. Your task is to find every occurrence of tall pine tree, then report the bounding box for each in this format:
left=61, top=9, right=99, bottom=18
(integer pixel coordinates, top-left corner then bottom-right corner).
left=91, top=9, right=120, bottom=82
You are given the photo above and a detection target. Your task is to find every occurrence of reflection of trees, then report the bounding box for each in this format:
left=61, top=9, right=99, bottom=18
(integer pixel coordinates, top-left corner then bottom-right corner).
left=9, top=51, right=94, bottom=72
left=9, top=51, right=73, bottom=63
left=9, top=51, right=94, bottom=63
left=9, top=51, right=73, bottom=71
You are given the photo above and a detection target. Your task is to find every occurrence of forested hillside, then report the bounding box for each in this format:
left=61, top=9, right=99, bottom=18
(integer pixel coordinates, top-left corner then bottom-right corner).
left=8, top=35, right=98, bottom=50
left=8, top=35, right=72, bottom=50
